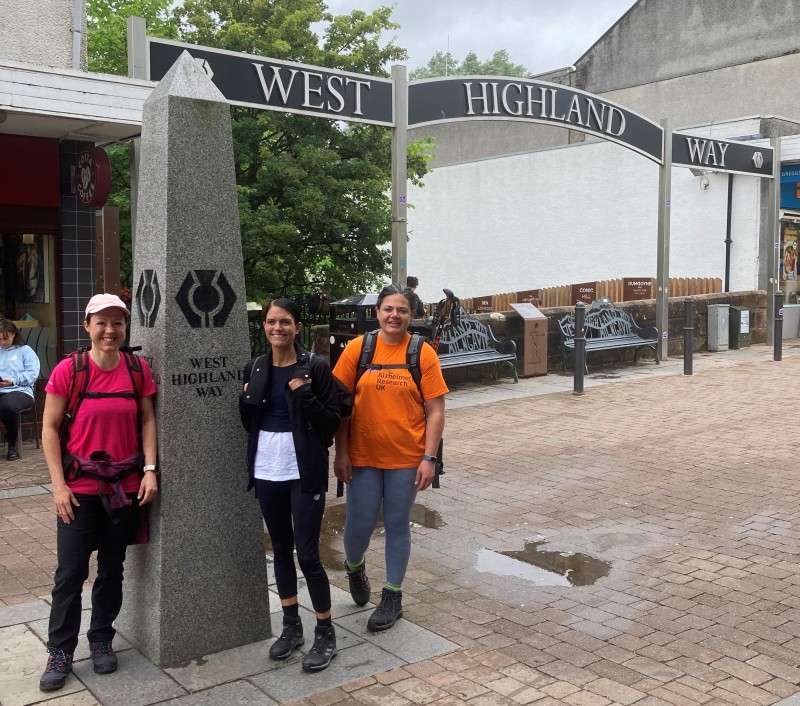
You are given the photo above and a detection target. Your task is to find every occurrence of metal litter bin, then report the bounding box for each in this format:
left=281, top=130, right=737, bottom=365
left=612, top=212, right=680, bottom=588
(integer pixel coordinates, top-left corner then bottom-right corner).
left=728, top=306, right=751, bottom=349
left=329, top=293, right=379, bottom=366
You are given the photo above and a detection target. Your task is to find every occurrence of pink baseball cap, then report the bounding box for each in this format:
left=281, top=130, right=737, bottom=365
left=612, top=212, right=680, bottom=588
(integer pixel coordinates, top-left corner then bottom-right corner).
left=85, top=293, right=130, bottom=319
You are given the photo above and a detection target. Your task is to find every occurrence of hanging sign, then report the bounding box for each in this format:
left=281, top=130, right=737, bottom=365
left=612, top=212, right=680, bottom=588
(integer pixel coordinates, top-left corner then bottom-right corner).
left=75, top=147, right=111, bottom=208
left=148, top=38, right=394, bottom=127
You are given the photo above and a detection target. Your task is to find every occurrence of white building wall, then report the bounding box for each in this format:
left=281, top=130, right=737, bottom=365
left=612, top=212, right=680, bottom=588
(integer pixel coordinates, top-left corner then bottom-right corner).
left=0, top=0, right=86, bottom=71
left=407, top=139, right=761, bottom=305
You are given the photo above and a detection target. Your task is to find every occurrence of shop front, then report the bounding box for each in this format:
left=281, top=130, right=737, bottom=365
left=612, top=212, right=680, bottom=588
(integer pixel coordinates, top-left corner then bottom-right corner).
left=779, top=162, right=800, bottom=335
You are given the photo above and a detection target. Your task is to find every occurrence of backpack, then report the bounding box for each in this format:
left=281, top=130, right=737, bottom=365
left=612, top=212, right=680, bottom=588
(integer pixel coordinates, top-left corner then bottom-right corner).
left=355, top=330, right=424, bottom=404
left=60, top=347, right=147, bottom=489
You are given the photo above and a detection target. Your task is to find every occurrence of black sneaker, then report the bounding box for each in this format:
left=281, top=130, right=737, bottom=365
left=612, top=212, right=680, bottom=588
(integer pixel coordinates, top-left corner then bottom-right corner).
left=345, top=560, right=371, bottom=606
left=302, top=625, right=337, bottom=672
left=39, top=645, right=73, bottom=691
left=269, top=616, right=304, bottom=660
left=367, top=588, right=403, bottom=632
left=89, top=640, right=117, bottom=674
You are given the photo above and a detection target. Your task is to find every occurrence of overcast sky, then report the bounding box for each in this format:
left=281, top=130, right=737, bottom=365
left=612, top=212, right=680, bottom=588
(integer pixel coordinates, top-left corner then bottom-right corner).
left=321, top=0, right=637, bottom=75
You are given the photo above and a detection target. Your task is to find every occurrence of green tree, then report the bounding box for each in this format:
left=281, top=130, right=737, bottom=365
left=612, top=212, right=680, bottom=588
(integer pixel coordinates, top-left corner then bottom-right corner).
left=410, top=49, right=528, bottom=80
left=86, top=0, right=177, bottom=75
left=87, top=0, right=433, bottom=300
left=87, top=0, right=177, bottom=289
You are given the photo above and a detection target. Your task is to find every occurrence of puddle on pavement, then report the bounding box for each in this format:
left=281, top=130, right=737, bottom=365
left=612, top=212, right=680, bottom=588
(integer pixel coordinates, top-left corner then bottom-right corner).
left=476, top=541, right=611, bottom=587
left=265, top=502, right=444, bottom=571
left=320, top=502, right=445, bottom=535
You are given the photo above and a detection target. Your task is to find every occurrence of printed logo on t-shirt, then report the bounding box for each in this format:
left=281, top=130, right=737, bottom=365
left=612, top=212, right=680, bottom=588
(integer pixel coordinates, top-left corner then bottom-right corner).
left=366, top=368, right=410, bottom=392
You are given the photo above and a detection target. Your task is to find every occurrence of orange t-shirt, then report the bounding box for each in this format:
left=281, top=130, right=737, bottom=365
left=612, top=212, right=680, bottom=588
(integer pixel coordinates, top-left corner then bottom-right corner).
left=333, top=333, right=448, bottom=469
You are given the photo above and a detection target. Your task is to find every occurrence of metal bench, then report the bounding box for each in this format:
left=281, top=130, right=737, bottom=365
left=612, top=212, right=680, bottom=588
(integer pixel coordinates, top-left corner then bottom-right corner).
left=437, top=316, right=519, bottom=383
left=558, top=297, right=659, bottom=371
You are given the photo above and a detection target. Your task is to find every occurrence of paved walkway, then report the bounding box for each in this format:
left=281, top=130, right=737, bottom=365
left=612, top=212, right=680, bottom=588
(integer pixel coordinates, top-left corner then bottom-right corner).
left=3, top=344, right=800, bottom=705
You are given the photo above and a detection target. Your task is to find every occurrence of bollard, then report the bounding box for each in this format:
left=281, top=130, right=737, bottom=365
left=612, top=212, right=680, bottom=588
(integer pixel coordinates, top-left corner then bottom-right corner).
left=573, top=302, right=586, bottom=395
left=683, top=297, right=694, bottom=376
left=775, top=290, right=784, bottom=361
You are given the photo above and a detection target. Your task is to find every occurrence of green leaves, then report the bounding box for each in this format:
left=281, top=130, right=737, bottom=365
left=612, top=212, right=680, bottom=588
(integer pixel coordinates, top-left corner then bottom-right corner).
left=410, top=48, right=528, bottom=80
left=88, top=0, right=432, bottom=301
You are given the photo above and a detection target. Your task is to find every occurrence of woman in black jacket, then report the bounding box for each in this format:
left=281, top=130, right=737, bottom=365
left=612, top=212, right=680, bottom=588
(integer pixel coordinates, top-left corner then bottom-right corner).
left=240, top=298, right=340, bottom=673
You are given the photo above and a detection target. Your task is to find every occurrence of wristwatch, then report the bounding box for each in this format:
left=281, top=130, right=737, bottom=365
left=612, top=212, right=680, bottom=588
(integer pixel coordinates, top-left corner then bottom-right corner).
left=143, top=464, right=159, bottom=476
left=422, top=454, right=438, bottom=463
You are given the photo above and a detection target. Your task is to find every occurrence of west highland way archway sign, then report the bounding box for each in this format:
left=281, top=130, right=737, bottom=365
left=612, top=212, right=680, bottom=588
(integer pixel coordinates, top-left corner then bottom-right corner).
left=133, top=27, right=778, bottom=359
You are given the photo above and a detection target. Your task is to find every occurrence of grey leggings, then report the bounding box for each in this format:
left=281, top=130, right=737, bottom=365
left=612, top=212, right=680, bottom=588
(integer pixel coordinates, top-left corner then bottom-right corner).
left=343, top=467, right=417, bottom=587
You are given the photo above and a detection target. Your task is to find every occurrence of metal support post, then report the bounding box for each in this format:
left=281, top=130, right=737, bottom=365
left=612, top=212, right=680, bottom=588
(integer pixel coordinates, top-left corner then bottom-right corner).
left=390, top=65, right=408, bottom=284
left=573, top=302, right=586, bottom=395
left=683, top=297, right=693, bottom=375
left=774, top=290, right=784, bottom=361
left=765, top=137, right=781, bottom=346
left=655, top=118, right=672, bottom=361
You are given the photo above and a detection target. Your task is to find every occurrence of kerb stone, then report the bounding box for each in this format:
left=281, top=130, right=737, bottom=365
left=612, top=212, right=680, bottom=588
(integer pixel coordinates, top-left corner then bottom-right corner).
left=118, top=51, right=270, bottom=666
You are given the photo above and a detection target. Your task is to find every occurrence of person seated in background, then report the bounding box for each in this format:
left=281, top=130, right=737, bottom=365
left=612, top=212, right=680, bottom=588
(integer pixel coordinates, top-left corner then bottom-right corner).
left=0, top=318, right=41, bottom=460
left=405, top=276, right=426, bottom=319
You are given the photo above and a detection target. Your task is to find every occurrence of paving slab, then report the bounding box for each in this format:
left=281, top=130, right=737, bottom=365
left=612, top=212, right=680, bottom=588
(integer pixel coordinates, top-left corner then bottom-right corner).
left=334, top=611, right=459, bottom=663
left=160, top=680, right=278, bottom=705
left=71, top=649, right=186, bottom=706
left=0, top=599, right=50, bottom=628
left=0, top=624, right=86, bottom=706
left=249, top=641, right=406, bottom=702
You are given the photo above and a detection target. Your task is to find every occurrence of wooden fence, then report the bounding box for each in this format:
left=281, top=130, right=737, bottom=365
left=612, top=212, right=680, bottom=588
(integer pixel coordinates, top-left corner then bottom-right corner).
left=455, top=277, right=722, bottom=313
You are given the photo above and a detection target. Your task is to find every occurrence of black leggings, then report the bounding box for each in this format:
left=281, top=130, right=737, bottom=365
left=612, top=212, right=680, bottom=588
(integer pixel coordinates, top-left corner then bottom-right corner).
left=256, top=479, right=331, bottom=614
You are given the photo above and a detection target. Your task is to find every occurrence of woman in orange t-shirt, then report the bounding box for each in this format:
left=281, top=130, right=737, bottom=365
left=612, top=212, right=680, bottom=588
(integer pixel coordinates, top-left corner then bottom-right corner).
left=333, top=283, right=447, bottom=633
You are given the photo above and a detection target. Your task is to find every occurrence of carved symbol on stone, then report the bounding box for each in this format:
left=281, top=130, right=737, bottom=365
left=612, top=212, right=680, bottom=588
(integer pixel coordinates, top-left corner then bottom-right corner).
left=135, top=270, right=161, bottom=328
left=176, top=270, right=237, bottom=328
left=194, top=58, right=214, bottom=80
left=752, top=151, right=764, bottom=169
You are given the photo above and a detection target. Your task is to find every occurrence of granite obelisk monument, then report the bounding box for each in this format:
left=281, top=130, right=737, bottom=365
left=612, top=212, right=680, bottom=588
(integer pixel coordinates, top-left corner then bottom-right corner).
left=118, top=52, right=270, bottom=665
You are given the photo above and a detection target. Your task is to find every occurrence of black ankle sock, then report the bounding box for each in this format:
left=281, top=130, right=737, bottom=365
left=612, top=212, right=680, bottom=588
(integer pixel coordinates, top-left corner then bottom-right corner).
left=316, top=616, right=332, bottom=629
left=282, top=604, right=299, bottom=619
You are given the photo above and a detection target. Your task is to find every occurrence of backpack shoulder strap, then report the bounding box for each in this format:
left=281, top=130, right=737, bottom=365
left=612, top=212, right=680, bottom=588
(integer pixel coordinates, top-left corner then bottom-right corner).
left=406, top=333, right=424, bottom=401
left=61, top=350, right=91, bottom=449
left=355, top=330, right=378, bottom=387
left=121, top=350, right=144, bottom=400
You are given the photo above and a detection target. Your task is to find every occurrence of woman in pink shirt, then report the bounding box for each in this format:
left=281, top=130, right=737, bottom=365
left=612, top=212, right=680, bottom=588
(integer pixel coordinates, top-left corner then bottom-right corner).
left=38, top=294, right=158, bottom=692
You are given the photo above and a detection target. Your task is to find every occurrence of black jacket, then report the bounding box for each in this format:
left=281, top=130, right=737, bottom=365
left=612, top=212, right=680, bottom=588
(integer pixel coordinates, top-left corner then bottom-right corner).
left=239, top=343, right=340, bottom=495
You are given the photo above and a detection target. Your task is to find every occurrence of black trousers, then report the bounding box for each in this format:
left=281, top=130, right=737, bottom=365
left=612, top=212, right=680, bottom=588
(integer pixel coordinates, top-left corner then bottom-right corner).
left=0, top=391, right=33, bottom=444
left=47, top=494, right=138, bottom=654
left=256, top=479, right=331, bottom=614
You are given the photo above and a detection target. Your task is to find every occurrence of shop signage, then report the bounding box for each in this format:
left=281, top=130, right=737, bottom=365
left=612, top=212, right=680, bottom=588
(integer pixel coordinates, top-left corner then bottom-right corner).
left=75, top=147, right=111, bottom=208
left=408, top=78, right=664, bottom=163
left=672, top=133, right=773, bottom=177
left=781, top=164, right=800, bottom=209
left=148, top=39, right=394, bottom=127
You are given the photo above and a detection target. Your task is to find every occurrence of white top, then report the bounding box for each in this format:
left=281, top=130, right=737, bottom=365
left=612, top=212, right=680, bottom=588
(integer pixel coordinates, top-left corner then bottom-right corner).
left=253, top=430, right=300, bottom=482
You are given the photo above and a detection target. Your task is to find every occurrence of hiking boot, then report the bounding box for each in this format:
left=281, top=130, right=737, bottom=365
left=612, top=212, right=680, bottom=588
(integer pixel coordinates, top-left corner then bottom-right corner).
left=301, top=625, right=337, bottom=672
left=268, top=616, right=304, bottom=660
left=6, top=439, right=19, bottom=461
left=345, top=560, right=371, bottom=606
left=367, top=588, right=403, bottom=632
left=39, top=646, right=73, bottom=691
left=89, top=640, right=117, bottom=674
